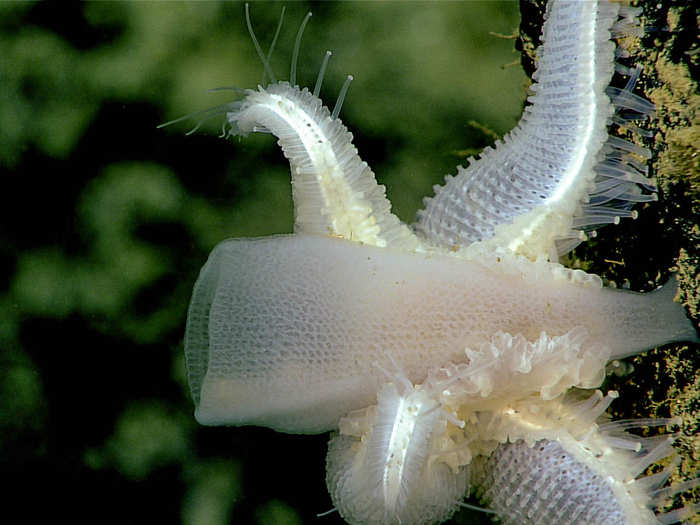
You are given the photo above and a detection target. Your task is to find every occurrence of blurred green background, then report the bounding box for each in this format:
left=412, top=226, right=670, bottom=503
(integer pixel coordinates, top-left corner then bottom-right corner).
left=1, top=1, right=526, bottom=523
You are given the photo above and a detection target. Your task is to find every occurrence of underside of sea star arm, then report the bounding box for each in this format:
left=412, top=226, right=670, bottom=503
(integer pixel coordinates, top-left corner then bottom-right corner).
left=226, top=82, right=421, bottom=251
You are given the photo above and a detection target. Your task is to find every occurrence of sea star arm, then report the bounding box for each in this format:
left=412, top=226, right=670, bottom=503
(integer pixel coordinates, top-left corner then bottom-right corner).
left=226, top=82, right=421, bottom=251
left=416, top=1, right=655, bottom=260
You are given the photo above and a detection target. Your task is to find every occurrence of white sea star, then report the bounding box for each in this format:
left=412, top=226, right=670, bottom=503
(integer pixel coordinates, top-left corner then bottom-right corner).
left=170, top=1, right=699, bottom=524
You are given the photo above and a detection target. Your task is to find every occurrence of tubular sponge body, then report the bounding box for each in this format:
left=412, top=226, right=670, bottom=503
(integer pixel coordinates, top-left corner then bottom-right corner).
left=185, top=234, right=696, bottom=433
